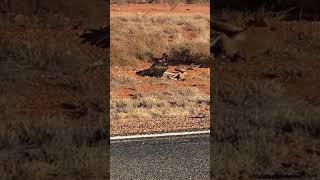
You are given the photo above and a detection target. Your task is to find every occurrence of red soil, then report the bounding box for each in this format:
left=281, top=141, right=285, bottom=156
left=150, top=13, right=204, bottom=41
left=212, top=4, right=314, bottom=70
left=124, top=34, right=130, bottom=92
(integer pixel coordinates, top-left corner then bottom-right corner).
left=111, top=63, right=210, bottom=99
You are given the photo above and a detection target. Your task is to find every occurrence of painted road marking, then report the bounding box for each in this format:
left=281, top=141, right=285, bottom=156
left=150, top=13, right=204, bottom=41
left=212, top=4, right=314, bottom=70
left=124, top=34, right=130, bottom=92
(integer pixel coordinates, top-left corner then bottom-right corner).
left=110, top=130, right=210, bottom=141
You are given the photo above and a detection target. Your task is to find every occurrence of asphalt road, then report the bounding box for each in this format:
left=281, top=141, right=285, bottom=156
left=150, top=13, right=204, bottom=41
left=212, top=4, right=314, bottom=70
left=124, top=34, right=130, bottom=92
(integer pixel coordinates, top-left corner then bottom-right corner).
left=110, top=134, right=210, bottom=180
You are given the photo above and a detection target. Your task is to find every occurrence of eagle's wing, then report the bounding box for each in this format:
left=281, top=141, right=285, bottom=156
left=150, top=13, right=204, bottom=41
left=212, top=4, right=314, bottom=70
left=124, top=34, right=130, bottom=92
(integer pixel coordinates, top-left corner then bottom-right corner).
left=136, top=61, right=168, bottom=77
left=136, top=69, right=150, bottom=76
left=136, top=62, right=159, bottom=77
left=149, top=62, right=168, bottom=77
left=148, top=62, right=160, bottom=69
left=80, top=27, right=109, bottom=48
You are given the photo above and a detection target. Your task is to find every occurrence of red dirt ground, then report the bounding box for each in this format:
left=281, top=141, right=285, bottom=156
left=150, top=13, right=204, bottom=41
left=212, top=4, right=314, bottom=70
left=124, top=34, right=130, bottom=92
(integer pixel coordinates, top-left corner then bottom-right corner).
left=111, top=63, right=210, bottom=99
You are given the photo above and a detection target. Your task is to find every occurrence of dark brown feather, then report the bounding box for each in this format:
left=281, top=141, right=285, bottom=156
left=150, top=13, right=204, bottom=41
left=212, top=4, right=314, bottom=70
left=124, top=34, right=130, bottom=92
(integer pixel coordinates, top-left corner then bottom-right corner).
left=136, top=53, right=169, bottom=78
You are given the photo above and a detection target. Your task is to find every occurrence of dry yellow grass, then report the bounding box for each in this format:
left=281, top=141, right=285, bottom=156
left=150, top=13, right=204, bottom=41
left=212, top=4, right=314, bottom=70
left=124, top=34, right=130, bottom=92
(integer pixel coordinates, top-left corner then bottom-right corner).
left=211, top=9, right=320, bottom=179
left=0, top=6, right=108, bottom=178
left=111, top=87, right=209, bottom=120
left=110, top=13, right=210, bottom=65
left=0, top=35, right=108, bottom=179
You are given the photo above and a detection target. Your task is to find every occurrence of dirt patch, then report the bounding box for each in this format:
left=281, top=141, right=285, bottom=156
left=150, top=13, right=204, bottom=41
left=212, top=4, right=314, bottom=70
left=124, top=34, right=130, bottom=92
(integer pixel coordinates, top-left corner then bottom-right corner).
left=181, top=26, right=197, bottom=40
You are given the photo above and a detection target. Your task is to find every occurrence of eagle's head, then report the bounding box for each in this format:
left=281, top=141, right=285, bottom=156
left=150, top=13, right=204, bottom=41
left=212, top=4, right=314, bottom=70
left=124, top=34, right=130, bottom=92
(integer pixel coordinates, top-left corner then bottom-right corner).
left=160, top=53, right=169, bottom=66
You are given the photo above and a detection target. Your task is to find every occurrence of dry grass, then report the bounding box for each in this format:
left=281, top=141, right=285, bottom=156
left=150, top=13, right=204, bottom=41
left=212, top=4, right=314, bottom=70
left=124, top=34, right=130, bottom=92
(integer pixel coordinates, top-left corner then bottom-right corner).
left=0, top=0, right=106, bottom=29
left=111, top=83, right=209, bottom=119
left=110, top=14, right=210, bottom=66
left=111, top=0, right=210, bottom=4
left=0, top=39, right=108, bottom=179
left=0, top=116, right=107, bottom=180
left=0, top=3, right=108, bottom=177
left=212, top=79, right=320, bottom=179
left=213, top=0, right=320, bottom=20
left=211, top=11, right=320, bottom=179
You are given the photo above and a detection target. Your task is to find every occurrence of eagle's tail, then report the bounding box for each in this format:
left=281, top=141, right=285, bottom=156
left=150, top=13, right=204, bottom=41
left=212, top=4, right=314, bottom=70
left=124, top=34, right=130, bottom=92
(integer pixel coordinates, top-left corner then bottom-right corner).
left=136, top=69, right=150, bottom=76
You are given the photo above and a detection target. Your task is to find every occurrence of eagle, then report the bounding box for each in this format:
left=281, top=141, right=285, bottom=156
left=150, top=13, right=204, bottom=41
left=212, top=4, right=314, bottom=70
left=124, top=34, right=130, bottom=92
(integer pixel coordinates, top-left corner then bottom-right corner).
left=136, top=53, right=169, bottom=78
left=79, top=27, right=109, bottom=48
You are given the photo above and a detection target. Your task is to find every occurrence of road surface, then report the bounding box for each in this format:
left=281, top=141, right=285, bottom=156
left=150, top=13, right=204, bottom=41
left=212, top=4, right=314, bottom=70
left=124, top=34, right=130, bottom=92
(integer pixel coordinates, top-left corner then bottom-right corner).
left=110, top=133, right=210, bottom=180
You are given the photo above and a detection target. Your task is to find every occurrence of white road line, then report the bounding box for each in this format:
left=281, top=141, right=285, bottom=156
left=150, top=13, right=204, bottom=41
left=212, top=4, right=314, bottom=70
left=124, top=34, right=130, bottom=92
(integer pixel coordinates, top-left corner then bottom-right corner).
left=110, top=130, right=210, bottom=141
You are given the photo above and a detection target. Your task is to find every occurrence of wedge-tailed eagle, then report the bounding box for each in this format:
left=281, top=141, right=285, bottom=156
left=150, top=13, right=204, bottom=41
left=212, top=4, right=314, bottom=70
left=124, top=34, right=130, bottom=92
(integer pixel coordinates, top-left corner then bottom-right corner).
left=136, top=53, right=169, bottom=78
